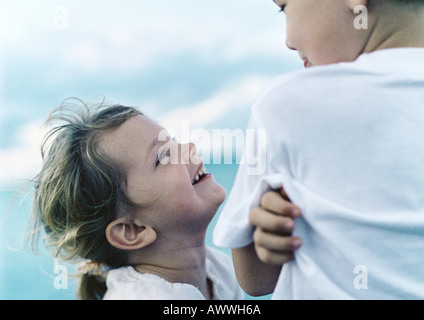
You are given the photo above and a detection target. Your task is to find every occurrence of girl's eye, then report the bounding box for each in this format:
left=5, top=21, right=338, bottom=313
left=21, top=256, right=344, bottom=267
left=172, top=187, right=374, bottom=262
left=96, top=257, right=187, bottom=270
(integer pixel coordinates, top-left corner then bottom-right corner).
left=156, top=147, right=171, bottom=166
left=279, top=5, right=286, bottom=12
left=155, top=136, right=178, bottom=167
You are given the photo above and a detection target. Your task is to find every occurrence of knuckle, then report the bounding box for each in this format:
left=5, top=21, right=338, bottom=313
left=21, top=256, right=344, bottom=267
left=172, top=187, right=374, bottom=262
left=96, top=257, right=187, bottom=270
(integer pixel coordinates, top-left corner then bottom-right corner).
left=260, top=191, right=276, bottom=208
left=259, top=250, right=294, bottom=265
left=252, top=228, right=264, bottom=245
left=249, top=207, right=261, bottom=224
left=274, top=217, right=291, bottom=232
left=256, top=247, right=272, bottom=264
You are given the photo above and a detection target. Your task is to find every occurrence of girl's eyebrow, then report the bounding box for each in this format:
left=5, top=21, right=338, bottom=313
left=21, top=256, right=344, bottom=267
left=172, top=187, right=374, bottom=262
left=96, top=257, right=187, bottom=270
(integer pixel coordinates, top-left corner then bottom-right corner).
left=148, top=137, right=158, bottom=154
left=148, top=127, right=167, bottom=154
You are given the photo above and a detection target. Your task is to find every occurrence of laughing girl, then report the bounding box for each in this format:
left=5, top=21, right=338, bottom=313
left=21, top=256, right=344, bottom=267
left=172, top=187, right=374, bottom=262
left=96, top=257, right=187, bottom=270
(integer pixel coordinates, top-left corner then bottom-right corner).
left=28, top=99, right=243, bottom=300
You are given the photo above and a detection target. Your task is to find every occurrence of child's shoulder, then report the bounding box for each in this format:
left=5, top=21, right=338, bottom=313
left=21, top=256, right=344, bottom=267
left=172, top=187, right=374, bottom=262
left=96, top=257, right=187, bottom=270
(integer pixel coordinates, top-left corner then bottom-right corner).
left=250, top=63, right=363, bottom=125
left=258, top=59, right=373, bottom=102
left=251, top=48, right=424, bottom=121
left=261, top=48, right=424, bottom=94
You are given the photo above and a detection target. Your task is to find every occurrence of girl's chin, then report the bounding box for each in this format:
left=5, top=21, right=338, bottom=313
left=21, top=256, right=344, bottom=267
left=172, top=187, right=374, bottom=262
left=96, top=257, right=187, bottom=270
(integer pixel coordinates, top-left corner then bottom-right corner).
left=192, top=173, right=226, bottom=209
left=208, top=185, right=227, bottom=210
left=207, top=184, right=226, bottom=205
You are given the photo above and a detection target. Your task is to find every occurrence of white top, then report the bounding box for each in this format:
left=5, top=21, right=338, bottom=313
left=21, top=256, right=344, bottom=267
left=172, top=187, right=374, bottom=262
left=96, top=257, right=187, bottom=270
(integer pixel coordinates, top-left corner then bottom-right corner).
left=103, top=247, right=244, bottom=300
left=213, top=48, right=424, bottom=299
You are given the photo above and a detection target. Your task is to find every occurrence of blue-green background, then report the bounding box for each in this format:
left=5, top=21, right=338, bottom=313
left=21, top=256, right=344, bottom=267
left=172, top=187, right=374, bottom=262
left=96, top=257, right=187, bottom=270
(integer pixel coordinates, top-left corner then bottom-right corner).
left=0, top=0, right=301, bottom=299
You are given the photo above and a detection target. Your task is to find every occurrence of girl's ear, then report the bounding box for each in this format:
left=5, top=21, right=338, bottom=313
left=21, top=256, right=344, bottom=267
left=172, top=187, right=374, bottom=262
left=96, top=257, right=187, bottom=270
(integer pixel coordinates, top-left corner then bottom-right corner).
left=105, top=217, right=157, bottom=251
left=347, top=0, right=368, bottom=11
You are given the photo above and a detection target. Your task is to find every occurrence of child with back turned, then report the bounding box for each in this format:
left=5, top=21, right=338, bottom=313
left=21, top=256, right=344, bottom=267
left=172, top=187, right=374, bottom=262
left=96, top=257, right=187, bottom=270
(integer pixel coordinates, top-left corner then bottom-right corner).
left=28, top=100, right=243, bottom=300
left=214, top=0, right=424, bottom=299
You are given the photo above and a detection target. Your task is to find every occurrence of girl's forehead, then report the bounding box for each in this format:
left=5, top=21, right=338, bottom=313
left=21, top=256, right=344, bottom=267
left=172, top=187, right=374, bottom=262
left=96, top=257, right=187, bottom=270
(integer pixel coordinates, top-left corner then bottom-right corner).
left=99, top=115, right=162, bottom=160
left=128, top=114, right=162, bottom=131
left=118, top=115, right=164, bottom=142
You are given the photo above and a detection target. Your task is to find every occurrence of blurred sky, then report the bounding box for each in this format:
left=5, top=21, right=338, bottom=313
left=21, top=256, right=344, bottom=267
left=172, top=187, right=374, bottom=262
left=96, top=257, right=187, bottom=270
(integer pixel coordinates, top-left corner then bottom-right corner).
left=0, top=0, right=302, bottom=299
left=0, top=0, right=301, bottom=185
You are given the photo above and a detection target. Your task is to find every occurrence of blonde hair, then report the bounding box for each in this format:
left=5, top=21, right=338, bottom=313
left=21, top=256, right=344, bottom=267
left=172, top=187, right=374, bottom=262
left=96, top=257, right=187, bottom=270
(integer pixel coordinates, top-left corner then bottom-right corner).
left=28, top=98, right=142, bottom=299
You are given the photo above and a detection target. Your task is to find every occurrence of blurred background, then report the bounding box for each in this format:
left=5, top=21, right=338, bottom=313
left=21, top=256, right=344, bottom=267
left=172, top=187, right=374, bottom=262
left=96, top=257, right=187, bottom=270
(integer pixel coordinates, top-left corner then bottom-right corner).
left=0, top=0, right=301, bottom=299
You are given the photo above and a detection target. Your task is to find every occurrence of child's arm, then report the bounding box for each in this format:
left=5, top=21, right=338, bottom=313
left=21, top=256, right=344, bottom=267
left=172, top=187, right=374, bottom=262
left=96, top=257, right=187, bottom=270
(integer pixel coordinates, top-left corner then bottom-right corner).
left=231, top=188, right=302, bottom=296
left=232, top=244, right=282, bottom=296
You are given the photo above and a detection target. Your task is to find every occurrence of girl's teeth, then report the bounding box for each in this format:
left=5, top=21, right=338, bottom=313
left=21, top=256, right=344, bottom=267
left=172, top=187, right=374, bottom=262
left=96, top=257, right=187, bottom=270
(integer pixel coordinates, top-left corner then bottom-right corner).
left=192, top=165, right=207, bottom=185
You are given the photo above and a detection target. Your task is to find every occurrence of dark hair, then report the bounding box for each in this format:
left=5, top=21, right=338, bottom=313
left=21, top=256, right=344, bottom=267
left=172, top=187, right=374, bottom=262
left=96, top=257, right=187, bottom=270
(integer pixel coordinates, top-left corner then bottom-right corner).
left=392, top=0, right=424, bottom=6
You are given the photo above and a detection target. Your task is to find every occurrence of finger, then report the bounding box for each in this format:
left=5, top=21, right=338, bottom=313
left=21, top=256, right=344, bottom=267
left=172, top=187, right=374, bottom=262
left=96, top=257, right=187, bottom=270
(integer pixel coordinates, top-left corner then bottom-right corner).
left=260, top=191, right=301, bottom=218
left=249, top=207, right=295, bottom=234
left=253, top=228, right=302, bottom=252
left=254, top=244, right=295, bottom=265
left=253, top=230, right=302, bottom=265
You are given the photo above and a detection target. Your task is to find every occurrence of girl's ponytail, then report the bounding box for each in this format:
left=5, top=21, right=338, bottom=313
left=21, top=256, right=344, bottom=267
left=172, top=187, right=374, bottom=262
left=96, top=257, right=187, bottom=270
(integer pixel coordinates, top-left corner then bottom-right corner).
left=77, top=261, right=109, bottom=300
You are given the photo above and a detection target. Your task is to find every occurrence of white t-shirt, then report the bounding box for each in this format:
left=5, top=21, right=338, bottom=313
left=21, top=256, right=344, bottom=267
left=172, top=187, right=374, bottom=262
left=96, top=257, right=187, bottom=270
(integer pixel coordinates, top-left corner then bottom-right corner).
left=213, top=48, right=424, bottom=299
left=103, top=247, right=244, bottom=300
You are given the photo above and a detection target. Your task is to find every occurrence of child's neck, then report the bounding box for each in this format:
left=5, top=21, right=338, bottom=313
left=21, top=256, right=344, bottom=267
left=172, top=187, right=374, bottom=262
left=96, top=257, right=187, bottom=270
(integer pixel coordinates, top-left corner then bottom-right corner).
left=364, top=5, right=424, bottom=53
left=131, top=233, right=213, bottom=299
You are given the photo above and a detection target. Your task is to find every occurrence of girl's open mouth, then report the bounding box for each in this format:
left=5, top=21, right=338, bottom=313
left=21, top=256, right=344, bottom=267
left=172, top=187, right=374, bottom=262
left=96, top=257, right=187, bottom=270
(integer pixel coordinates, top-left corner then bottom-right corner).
left=192, top=164, right=208, bottom=185
left=192, top=173, right=211, bottom=185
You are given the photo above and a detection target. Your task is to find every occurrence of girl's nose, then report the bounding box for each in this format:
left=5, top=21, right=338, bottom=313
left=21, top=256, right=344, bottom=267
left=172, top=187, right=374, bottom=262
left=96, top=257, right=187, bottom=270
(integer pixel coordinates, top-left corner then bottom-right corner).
left=180, top=142, right=200, bottom=164
left=285, top=40, right=296, bottom=51
left=189, top=143, right=202, bottom=165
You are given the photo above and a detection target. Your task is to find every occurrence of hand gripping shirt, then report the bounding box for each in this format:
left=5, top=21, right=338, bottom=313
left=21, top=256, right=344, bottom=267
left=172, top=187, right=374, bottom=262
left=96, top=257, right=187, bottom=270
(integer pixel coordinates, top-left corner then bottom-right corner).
left=213, top=48, right=424, bottom=299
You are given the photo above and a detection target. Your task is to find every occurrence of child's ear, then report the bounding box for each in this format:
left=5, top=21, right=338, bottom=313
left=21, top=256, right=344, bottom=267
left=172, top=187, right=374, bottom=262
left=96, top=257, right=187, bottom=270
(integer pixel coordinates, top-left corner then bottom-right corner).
left=105, top=217, right=157, bottom=251
left=347, top=0, right=368, bottom=11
